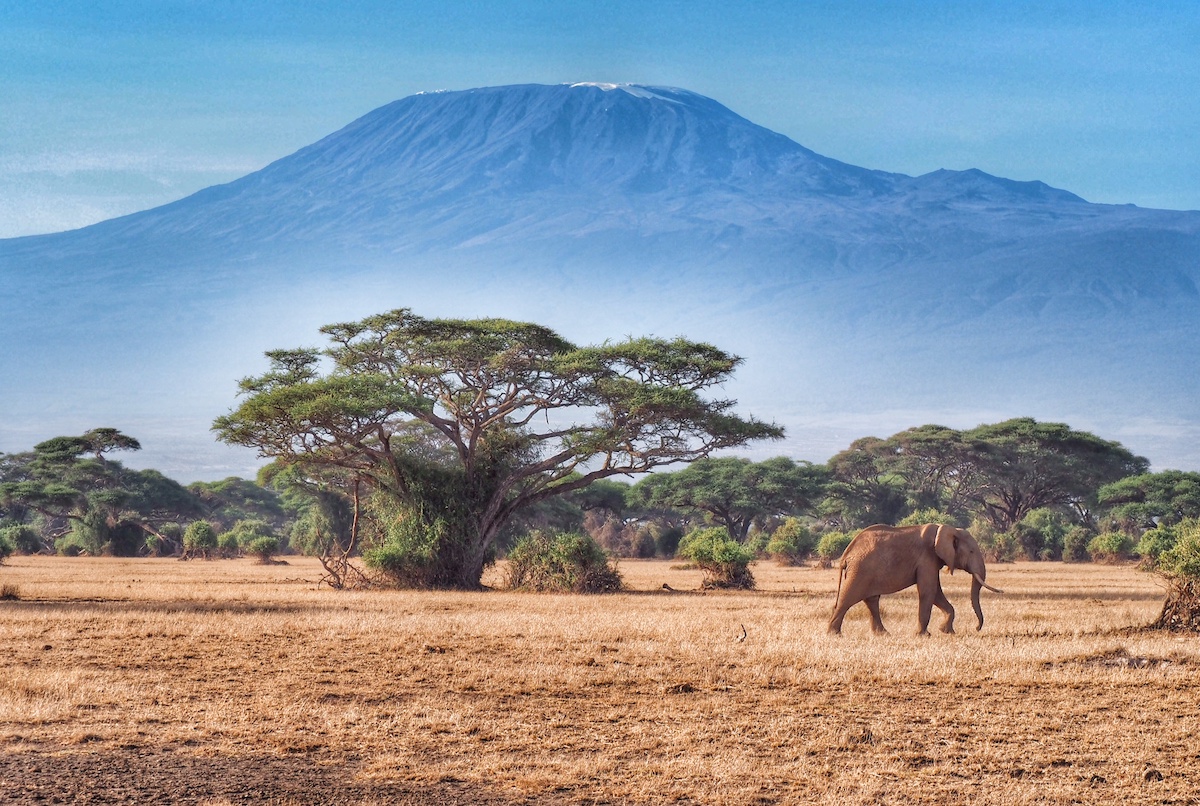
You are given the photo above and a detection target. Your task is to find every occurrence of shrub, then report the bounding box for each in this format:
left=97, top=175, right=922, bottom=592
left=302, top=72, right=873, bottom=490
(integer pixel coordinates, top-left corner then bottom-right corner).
left=1151, top=520, right=1200, bottom=631
left=1135, top=525, right=1177, bottom=565
left=245, top=535, right=281, bottom=564
left=815, top=531, right=853, bottom=568
left=217, top=530, right=242, bottom=556
left=1062, top=525, right=1094, bottom=562
left=505, top=531, right=623, bottom=593
left=1017, top=508, right=1068, bottom=561
left=182, top=521, right=218, bottom=559
left=766, top=518, right=816, bottom=565
left=0, top=531, right=12, bottom=564
left=746, top=530, right=771, bottom=558
left=1087, top=531, right=1134, bottom=563
left=677, top=527, right=755, bottom=589
left=654, top=525, right=683, bottom=558
left=632, top=529, right=657, bottom=559
left=1158, top=521, right=1200, bottom=579
left=0, top=525, right=43, bottom=555
left=977, top=530, right=1019, bottom=564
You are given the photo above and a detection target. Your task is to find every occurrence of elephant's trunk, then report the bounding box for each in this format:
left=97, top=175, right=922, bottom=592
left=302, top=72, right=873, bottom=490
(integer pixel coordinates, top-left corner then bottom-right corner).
left=971, top=575, right=984, bottom=631
left=969, top=571, right=1004, bottom=631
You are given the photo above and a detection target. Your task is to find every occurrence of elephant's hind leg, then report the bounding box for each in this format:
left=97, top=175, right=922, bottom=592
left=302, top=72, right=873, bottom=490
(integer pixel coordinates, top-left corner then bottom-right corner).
left=864, top=595, right=888, bottom=634
left=828, top=588, right=863, bottom=635
left=828, top=598, right=854, bottom=634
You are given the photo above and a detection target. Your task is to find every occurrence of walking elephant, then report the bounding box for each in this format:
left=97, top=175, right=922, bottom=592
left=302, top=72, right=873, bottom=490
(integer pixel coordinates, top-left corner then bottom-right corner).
left=828, top=523, right=1003, bottom=635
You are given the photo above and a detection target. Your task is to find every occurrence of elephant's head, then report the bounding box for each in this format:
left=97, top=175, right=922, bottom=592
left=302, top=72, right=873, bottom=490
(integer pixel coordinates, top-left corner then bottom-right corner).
left=930, top=525, right=1003, bottom=630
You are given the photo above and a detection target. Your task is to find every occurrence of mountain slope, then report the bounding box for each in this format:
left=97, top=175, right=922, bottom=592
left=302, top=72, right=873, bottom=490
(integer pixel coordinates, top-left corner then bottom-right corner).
left=2, top=82, right=1199, bottom=478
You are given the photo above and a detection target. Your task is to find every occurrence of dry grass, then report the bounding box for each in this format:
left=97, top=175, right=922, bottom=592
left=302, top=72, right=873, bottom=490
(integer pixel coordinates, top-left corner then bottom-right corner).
left=0, top=556, right=1197, bottom=804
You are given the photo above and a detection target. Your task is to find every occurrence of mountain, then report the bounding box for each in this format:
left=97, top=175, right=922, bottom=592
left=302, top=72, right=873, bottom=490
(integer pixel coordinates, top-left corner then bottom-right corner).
left=3, top=82, right=1199, bottom=479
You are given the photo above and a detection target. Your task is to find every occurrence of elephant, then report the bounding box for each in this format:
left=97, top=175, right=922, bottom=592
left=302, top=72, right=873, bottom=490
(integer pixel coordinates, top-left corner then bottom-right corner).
left=827, top=523, right=1003, bottom=635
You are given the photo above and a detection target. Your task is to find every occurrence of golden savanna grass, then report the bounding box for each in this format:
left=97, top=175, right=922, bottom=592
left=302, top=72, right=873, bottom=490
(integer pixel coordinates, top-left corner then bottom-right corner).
left=0, top=556, right=1197, bottom=804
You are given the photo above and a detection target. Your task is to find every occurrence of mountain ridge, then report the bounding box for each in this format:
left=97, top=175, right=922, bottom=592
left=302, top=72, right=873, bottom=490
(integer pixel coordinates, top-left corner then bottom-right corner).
left=2, top=82, right=1199, bottom=479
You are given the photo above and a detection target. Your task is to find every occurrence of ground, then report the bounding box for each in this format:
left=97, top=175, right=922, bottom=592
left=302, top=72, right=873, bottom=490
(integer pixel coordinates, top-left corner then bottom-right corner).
left=0, top=556, right=1196, bottom=804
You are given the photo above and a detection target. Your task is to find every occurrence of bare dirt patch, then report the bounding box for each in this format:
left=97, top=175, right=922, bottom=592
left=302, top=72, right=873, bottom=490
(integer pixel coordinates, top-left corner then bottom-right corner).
left=1, top=556, right=1197, bottom=804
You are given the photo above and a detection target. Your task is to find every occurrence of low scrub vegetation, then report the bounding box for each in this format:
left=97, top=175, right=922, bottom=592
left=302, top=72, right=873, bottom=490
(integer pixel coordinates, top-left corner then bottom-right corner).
left=504, top=531, right=622, bottom=593
left=677, top=527, right=755, bottom=589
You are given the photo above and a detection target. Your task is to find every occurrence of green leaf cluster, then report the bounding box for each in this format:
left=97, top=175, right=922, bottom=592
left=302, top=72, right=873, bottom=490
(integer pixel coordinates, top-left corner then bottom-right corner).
left=504, top=531, right=622, bottom=593
left=677, top=527, right=755, bottom=589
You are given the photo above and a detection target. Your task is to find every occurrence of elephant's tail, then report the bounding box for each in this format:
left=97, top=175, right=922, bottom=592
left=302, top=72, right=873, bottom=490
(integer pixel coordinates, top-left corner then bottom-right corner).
left=832, top=558, right=848, bottom=615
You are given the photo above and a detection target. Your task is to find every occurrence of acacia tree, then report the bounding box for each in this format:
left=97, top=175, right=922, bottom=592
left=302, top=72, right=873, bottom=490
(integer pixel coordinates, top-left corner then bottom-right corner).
left=213, top=309, right=782, bottom=588
left=0, top=429, right=201, bottom=555
left=822, top=437, right=909, bottom=528
left=822, top=419, right=1147, bottom=533
left=628, top=456, right=826, bottom=542
left=1098, top=471, right=1200, bottom=534
left=964, top=418, right=1148, bottom=531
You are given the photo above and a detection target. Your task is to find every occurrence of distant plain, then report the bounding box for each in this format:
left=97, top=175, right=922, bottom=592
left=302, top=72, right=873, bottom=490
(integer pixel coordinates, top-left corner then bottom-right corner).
left=0, top=557, right=1196, bottom=804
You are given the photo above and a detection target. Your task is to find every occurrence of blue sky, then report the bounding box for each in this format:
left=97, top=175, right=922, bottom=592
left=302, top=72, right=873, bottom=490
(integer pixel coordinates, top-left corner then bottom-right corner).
left=2, top=0, right=1198, bottom=237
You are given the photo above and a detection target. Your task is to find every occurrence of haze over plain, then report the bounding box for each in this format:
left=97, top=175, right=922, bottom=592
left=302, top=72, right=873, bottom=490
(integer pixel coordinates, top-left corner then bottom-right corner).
left=2, top=3, right=1198, bottom=480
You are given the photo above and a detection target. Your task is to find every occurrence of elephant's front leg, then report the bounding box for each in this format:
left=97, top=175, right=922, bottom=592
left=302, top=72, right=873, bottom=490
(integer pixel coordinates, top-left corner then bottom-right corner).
left=864, top=595, right=888, bottom=634
left=934, top=585, right=955, bottom=634
left=916, top=582, right=937, bottom=636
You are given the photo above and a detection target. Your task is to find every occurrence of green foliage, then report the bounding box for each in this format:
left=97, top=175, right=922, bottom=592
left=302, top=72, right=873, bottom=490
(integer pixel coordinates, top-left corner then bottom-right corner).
left=1062, top=525, right=1094, bottom=562
left=824, top=419, right=1147, bottom=533
left=223, top=519, right=279, bottom=550
left=632, top=529, right=657, bottom=559
left=214, top=308, right=781, bottom=589
left=677, top=527, right=755, bottom=589
left=1087, top=531, right=1134, bottom=563
left=815, top=531, right=853, bottom=567
left=362, top=497, right=477, bottom=588
left=189, top=477, right=286, bottom=532
left=182, top=521, right=218, bottom=558
left=897, top=509, right=962, bottom=528
left=0, top=530, right=12, bottom=563
left=217, top=530, right=241, bottom=554
left=1014, top=508, right=1069, bottom=560
left=970, top=519, right=1018, bottom=563
left=1099, top=471, right=1200, bottom=532
left=823, top=437, right=909, bottom=528
left=0, top=524, right=41, bottom=555
left=144, top=522, right=182, bottom=557
left=1158, top=521, right=1200, bottom=579
left=766, top=518, right=816, bottom=565
left=1135, top=524, right=1177, bottom=565
left=245, top=535, right=281, bottom=563
left=504, top=531, right=623, bottom=593
left=653, top=524, right=683, bottom=558
left=0, top=429, right=201, bottom=557
left=630, top=457, right=826, bottom=543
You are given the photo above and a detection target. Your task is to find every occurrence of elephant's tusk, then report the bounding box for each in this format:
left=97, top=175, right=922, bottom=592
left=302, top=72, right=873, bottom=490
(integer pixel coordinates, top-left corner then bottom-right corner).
left=973, top=573, right=1003, bottom=594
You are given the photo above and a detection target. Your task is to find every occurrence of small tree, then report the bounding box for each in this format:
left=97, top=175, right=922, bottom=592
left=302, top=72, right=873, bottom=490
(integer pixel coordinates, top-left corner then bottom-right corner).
left=1151, top=520, right=1200, bottom=631
left=504, top=531, right=622, bottom=593
left=1062, top=525, right=1094, bottom=562
left=766, top=518, right=816, bottom=565
left=245, top=535, right=281, bottom=564
left=815, top=531, right=853, bottom=568
left=678, top=527, right=755, bottom=589
left=0, top=524, right=41, bottom=555
left=1135, top=523, right=1178, bottom=565
left=0, top=530, right=13, bottom=564
left=1087, top=531, right=1133, bottom=563
left=182, top=521, right=218, bottom=560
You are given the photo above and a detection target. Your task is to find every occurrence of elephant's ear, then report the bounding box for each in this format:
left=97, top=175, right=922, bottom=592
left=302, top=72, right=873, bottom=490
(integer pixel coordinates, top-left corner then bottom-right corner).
left=933, top=525, right=957, bottom=574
